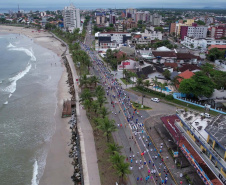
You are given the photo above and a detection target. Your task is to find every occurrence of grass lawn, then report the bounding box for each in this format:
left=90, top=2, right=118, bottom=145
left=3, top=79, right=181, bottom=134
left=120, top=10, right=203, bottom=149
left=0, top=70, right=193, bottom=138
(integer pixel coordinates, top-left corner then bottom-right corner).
left=120, top=78, right=134, bottom=85
left=130, top=87, right=219, bottom=116
left=131, top=101, right=152, bottom=110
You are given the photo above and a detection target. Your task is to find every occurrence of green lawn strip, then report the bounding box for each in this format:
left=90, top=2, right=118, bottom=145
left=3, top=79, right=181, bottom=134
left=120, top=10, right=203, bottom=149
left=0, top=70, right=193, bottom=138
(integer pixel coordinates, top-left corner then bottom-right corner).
left=130, top=87, right=219, bottom=116
left=120, top=78, right=130, bottom=85
left=131, top=101, right=152, bottom=110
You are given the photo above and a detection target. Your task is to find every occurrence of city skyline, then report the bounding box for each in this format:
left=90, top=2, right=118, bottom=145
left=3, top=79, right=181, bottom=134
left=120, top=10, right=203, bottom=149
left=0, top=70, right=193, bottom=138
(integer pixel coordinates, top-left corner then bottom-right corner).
left=1, top=0, right=226, bottom=10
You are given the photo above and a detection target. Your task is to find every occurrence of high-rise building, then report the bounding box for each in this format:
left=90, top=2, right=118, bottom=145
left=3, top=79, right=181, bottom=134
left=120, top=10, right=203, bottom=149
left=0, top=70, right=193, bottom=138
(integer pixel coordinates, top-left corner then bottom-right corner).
left=211, top=25, right=226, bottom=39
left=126, top=8, right=136, bottom=19
left=150, top=13, right=162, bottom=26
left=96, top=12, right=106, bottom=25
left=180, top=25, right=208, bottom=40
left=63, top=4, right=81, bottom=32
left=109, top=14, right=116, bottom=24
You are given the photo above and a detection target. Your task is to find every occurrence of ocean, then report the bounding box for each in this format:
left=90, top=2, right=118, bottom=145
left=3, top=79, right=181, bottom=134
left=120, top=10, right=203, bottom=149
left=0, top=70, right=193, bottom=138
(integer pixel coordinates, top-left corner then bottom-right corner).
left=0, top=34, right=63, bottom=185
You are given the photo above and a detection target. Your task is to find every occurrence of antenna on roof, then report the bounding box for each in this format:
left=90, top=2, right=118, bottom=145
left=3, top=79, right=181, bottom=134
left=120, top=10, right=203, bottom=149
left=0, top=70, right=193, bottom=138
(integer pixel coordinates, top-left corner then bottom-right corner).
left=18, top=4, right=20, bottom=12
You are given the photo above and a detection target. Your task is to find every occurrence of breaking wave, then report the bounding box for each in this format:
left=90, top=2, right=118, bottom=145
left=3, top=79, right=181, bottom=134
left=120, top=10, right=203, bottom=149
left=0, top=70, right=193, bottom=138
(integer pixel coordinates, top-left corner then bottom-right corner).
left=4, top=64, right=32, bottom=94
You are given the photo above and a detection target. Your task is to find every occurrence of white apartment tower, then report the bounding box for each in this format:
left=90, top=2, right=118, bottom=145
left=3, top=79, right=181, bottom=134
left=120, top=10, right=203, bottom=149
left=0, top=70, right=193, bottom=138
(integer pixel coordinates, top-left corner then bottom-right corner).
left=63, top=4, right=80, bottom=32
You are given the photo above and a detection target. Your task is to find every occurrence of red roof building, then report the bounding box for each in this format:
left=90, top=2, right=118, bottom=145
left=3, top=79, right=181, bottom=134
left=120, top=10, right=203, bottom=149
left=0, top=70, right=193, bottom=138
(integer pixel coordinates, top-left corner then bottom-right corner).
left=176, top=70, right=195, bottom=88
left=208, top=45, right=226, bottom=51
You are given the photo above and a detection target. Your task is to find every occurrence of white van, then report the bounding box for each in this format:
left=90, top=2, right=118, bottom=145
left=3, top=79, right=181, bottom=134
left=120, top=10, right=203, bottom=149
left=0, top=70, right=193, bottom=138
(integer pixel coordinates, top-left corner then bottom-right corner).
left=151, top=98, right=160, bottom=103
left=200, top=113, right=210, bottom=118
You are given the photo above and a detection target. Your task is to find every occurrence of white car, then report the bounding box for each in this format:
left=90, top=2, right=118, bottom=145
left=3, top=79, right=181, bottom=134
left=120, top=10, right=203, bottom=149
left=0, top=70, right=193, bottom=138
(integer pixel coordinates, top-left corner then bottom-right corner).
left=151, top=98, right=160, bottom=103
left=200, top=113, right=210, bottom=118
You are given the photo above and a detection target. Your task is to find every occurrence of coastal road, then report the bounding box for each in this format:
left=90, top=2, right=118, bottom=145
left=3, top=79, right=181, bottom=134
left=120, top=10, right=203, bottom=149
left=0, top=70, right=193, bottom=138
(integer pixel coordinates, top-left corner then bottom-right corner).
left=80, top=35, right=178, bottom=184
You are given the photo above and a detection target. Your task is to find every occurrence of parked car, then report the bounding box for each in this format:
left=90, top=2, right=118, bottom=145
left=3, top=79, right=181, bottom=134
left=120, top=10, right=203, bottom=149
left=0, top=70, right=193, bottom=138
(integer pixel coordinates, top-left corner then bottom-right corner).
left=151, top=98, right=160, bottom=103
left=200, top=113, right=210, bottom=118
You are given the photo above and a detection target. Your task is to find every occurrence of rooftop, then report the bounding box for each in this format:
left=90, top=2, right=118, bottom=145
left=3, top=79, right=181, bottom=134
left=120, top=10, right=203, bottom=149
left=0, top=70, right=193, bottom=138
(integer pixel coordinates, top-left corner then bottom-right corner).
left=208, top=45, right=226, bottom=50
left=152, top=51, right=177, bottom=58
left=205, top=114, right=226, bottom=150
left=178, top=69, right=195, bottom=79
left=176, top=53, right=201, bottom=60
left=179, top=64, right=201, bottom=72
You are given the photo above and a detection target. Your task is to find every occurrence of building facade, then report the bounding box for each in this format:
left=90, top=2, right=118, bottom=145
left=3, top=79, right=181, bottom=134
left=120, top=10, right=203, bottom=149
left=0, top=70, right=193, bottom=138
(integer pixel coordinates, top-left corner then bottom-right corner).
left=211, top=25, right=226, bottom=39
left=180, top=25, right=208, bottom=40
left=63, top=4, right=80, bottom=32
left=150, top=13, right=162, bottom=26
left=98, top=32, right=131, bottom=45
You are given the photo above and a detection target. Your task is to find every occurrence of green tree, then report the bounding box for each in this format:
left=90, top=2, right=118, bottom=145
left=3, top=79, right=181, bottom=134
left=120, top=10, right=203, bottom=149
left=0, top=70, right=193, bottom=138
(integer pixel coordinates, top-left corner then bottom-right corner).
left=96, top=117, right=117, bottom=142
left=151, top=77, right=158, bottom=91
left=163, top=69, right=171, bottom=80
left=106, top=143, right=122, bottom=155
left=154, top=26, right=164, bottom=32
left=97, top=95, right=107, bottom=108
left=80, top=74, right=90, bottom=88
left=91, top=100, right=99, bottom=114
left=90, top=75, right=99, bottom=87
left=95, top=85, right=105, bottom=97
left=195, top=20, right=206, bottom=25
left=80, top=88, right=92, bottom=102
left=112, top=159, right=131, bottom=183
left=136, top=78, right=143, bottom=87
left=207, top=48, right=225, bottom=61
left=144, top=80, right=151, bottom=88
left=179, top=71, right=215, bottom=97
left=98, top=106, right=110, bottom=118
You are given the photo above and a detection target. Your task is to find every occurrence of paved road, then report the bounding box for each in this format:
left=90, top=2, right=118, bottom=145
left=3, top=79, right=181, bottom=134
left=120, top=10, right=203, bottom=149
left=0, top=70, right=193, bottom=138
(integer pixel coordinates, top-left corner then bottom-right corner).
left=80, top=30, right=178, bottom=184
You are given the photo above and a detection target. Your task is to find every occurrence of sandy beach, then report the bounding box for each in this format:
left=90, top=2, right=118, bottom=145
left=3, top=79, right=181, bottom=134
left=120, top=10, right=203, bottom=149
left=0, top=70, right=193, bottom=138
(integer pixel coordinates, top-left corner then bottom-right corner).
left=0, top=25, right=74, bottom=185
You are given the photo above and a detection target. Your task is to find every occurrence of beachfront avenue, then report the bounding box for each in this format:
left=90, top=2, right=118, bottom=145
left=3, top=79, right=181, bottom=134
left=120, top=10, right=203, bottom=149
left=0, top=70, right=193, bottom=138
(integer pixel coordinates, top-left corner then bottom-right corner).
left=78, top=23, right=177, bottom=185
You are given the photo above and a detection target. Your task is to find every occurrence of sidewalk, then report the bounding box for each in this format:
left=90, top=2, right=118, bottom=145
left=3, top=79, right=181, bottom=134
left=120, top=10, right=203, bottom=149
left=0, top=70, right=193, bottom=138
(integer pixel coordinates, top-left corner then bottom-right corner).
left=66, top=54, right=101, bottom=185
left=52, top=33, right=101, bottom=185
left=144, top=115, right=205, bottom=185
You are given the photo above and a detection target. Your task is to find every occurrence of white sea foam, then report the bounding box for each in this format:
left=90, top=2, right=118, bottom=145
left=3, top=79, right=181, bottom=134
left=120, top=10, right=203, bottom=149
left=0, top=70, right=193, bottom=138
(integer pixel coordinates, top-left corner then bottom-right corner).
left=0, top=80, right=2, bottom=84
left=4, top=64, right=32, bottom=94
left=31, top=160, right=38, bottom=185
left=7, top=43, right=16, bottom=48
left=9, top=94, right=12, bottom=98
left=4, top=101, right=8, bottom=105
left=9, top=47, right=36, bottom=61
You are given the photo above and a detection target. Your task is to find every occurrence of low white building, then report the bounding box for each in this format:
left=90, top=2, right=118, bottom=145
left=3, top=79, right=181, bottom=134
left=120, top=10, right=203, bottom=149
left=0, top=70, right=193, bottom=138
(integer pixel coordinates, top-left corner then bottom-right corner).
left=182, top=37, right=226, bottom=49
left=142, top=27, right=163, bottom=40
left=117, top=59, right=138, bottom=71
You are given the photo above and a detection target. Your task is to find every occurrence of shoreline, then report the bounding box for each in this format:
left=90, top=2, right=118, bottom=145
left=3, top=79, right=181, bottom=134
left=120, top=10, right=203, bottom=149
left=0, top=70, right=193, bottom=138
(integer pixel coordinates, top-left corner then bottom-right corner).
left=0, top=25, right=74, bottom=185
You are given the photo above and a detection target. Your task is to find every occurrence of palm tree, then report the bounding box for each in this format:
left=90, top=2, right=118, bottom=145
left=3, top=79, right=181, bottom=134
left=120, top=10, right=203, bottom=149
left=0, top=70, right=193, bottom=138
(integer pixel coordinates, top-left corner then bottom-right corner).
left=110, top=151, right=125, bottom=164
left=96, top=117, right=116, bottom=142
left=95, top=85, right=105, bottom=97
left=144, top=80, right=151, bottom=89
left=97, top=95, right=107, bottom=108
left=112, top=159, right=131, bottom=183
left=80, top=88, right=92, bottom=102
left=91, top=100, right=99, bottom=115
left=136, top=78, right=143, bottom=87
left=159, top=82, right=167, bottom=92
left=123, top=69, right=127, bottom=79
left=106, top=143, right=122, bottom=155
left=90, top=76, right=99, bottom=87
left=151, top=77, right=158, bottom=91
left=83, top=99, right=92, bottom=111
left=98, top=106, right=110, bottom=118
left=80, top=74, right=89, bottom=88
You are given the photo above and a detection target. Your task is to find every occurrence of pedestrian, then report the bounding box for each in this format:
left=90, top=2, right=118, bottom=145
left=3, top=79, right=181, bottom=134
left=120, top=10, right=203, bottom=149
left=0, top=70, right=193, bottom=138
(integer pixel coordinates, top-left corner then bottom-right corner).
left=140, top=177, right=142, bottom=181
left=130, top=159, right=133, bottom=163
left=137, top=177, right=139, bottom=181
left=149, top=160, right=151, bottom=164
left=129, top=147, right=131, bottom=152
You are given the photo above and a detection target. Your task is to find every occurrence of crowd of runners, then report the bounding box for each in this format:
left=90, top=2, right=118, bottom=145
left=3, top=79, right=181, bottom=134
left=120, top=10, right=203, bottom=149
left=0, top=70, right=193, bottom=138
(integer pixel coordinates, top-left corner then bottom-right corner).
left=79, top=41, right=176, bottom=185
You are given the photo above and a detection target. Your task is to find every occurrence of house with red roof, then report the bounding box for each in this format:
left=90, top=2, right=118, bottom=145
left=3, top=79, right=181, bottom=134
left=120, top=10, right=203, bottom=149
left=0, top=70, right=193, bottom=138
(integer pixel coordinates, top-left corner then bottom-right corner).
left=176, top=70, right=195, bottom=88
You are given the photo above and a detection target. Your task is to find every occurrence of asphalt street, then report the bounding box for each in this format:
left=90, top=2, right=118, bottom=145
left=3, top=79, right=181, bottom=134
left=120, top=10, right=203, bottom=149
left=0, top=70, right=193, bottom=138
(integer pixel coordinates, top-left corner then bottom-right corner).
left=79, top=23, right=178, bottom=184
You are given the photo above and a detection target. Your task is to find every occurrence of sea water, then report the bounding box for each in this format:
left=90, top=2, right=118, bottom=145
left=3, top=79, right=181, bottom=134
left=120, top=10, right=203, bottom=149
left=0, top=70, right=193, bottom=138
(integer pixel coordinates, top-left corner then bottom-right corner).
left=0, top=34, right=63, bottom=185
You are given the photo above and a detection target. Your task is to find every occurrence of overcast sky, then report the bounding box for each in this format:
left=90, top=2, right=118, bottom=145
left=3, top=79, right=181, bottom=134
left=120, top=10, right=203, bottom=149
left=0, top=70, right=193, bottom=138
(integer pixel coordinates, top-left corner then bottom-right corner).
left=1, top=0, right=226, bottom=9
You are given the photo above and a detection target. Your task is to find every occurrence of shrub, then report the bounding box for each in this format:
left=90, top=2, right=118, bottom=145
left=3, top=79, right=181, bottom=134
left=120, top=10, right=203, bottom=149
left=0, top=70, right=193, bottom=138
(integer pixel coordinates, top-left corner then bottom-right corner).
left=165, top=95, right=174, bottom=100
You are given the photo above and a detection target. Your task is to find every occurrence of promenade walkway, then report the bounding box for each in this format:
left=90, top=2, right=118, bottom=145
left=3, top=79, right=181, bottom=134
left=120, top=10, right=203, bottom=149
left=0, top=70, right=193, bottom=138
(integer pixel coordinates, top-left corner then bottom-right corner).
left=51, top=33, right=101, bottom=185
